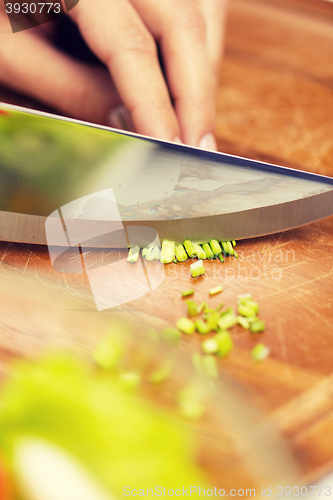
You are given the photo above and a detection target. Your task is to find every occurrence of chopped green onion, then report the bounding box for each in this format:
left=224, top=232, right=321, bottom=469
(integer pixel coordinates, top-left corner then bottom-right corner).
left=217, top=310, right=237, bottom=330
left=215, top=331, right=234, bottom=357
left=221, top=241, right=234, bottom=256
left=232, top=240, right=236, bottom=247
left=237, top=315, right=250, bottom=329
left=117, top=372, right=141, bottom=390
left=218, top=254, right=225, bottom=263
left=193, top=242, right=206, bottom=260
left=250, top=320, right=266, bottom=333
left=192, top=352, right=204, bottom=377
left=179, top=400, right=206, bottom=420
left=210, top=239, right=222, bottom=256
left=215, top=302, right=224, bottom=311
left=172, top=259, right=178, bottom=264
left=175, top=244, right=188, bottom=262
left=190, top=260, right=205, bottom=278
left=185, top=299, right=199, bottom=317
left=154, top=246, right=161, bottom=260
left=251, top=343, right=270, bottom=361
left=202, top=243, right=214, bottom=259
left=237, top=293, right=252, bottom=303
left=209, top=285, right=223, bottom=295
left=233, top=251, right=239, bottom=258
left=142, top=247, right=147, bottom=258
left=149, top=366, right=170, bottom=384
left=195, top=319, right=210, bottom=335
left=202, top=355, right=218, bottom=379
left=182, top=288, right=194, bottom=297
left=160, top=240, right=175, bottom=264
left=145, top=245, right=156, bottom=261
left=202, top=338, right=219, bottom=354
left=176, top=317, right=196, bottom=335
left=183, top=240, right=196, bottom=258
left=238, top=303, right=258, bottom=317
left=161, top=327, right=181, bottom=343
left=206, top=311, right=220, bottom=331
left=93, top=336, right=123, bottom=370
left=243, top=300, right=259, bottom=314
left=127, top=245, right=140, bottom=263
left=197, top=300, right=207, bottom=314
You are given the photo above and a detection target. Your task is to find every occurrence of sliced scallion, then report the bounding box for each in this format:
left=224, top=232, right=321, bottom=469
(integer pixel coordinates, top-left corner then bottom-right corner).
left=210, top=239, right=222, bottom=256
left=215, top=331, right=233, bottom=357
left=195, top=319, right=210, bottom=335
left=237, top=315, right=250, bottom=329
left=193, top=242, right=206, bottom=260
left=202, top=243, right=214, bottom=259
left=250, top=320, right=266, bottom=333
left=209, top=285, right=223, bottom=295
left=185, top=299, right=199, bottom=317
left=217, top=310, right=237, bottom=330
left=175, top=244, right=188, bottom=262
left=251, top=343, right=270, bottom=361
left=160, top=240, right=175, bottom=264
left=202, top=338, right=219, bottom=354
left=127, top=245, right=140, bottom=264
left=190, top=260, right=205, bottom=278
left=238, top=303, right=258, bottom=317
left=183, top=240, right=196, bottom=258
left=182, top=288, right=194, bottom=297
left=176, top=317, right=196, bottom=335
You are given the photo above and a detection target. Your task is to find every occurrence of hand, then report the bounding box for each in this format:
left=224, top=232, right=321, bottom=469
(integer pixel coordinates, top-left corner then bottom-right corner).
left=0, top=0, right=227, bottom=148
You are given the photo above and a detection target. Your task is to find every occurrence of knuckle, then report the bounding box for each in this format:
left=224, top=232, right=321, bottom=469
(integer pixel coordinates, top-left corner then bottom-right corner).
left=174, top=4, right=206, bottom=39
left=120, top=27, right=157, bottom=59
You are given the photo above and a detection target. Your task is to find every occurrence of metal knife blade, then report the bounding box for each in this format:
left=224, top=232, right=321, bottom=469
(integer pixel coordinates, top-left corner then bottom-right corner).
left=1, top=103, right=332, bottom=247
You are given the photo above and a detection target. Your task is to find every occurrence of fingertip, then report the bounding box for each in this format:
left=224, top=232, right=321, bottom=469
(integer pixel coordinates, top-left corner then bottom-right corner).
left=198, top=133, right=218, bottom=151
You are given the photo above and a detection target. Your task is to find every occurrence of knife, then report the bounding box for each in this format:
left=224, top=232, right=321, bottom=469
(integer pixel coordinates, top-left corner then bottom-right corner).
left=1, top=102, right=333, bottom=247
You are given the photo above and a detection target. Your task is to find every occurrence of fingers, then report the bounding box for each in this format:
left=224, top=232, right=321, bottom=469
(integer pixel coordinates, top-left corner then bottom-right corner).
left=130, top=0, right=218, bottom=149
left=70, top=0, right=180, bottom=142
left=0, top=11, right=121, bottom=125
left=198, top=0, right=229, bottom=73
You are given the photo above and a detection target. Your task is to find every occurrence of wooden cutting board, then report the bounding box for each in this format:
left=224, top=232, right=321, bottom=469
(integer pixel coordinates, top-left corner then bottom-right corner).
left=0, top=0, right=333, bottom=484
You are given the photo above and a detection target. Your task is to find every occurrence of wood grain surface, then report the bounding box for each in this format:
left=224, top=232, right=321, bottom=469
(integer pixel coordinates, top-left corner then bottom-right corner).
left=0, top=0, right=333, bottom=485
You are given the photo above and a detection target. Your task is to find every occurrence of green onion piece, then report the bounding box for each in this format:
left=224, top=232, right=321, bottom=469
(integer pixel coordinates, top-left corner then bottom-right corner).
left=215, top=331, right=234, bottom=357
left=145, top=245, right=156, bottom=261
left=142, top=247, right=147, bottom=258
left=127, top=245, right=140, bottom=263
left=154, top=246, right=161, bottom=260
left=149, top=366, right=170, bottom=384
left=232, top=240, right=237, bottom=247
left=93, top=336, right=123, bottom=370
left=221, top=241, right=234, bottom=256
left=176, top=317, right=196, bottom=335
left=210, top=239, right=222, bottom=256
left=237, top=315, right=250, bottom=329
left=172, top=259, right=178, bottom=264
left=192, top=352, right=204, bottom=377
left=217, top=310, right=237, bottom=330
left=182, top=288, right=194, bottom=297
left=218, top=254, right=225, bottom=263
left=243, top=300, right=259, bottom=314
left=202, top=355, right=218, bottom=379
left=179, top=400, right=206, bottom=420
left=183, top=240, right=196, bottom=258
left=247, top=316, right=258, bottom=324
left=193, top=242, right=207, bottom=260
left=237, top=293, right=252, bottom=303
left=250, top=320, right=266, bottom=333
left=233, top=251, right=239, bottom=258
left=175, top=244, right=188, bottom=262
left=215, top=302, right=224, bottom=311
left=190, top=259, right=205, bottom=278
left=202, top=338, right=219, bottom=354
left=195, top=319, right=210, bottom=335
left=226, top=241, right=235, bottom=255
left=197, top=300, right=207, bottom=314
left=160, top=240, right=175, bottom=264
left=185, top=299, right=199, bottom=317
left=161, top=327, right=181, bottom=343
left=238, top=303, right=258, bottom=317
left=206, top=311, right=220, bottom=331
left=209, top=285, right=223, bottom=295
left=117, top=372, right=141, bottom=390
left=202, top=243, right=214, bottom=259
left=251, top=343, right=270, bottom=361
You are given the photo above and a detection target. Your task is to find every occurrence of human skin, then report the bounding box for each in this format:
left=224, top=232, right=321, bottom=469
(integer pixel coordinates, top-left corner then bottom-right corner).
left=0, top=0, right=227, bottom=149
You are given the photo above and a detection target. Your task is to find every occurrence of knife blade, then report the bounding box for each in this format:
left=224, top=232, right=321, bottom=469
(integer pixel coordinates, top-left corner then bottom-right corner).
left=1, top=102, right=332, bottom=247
